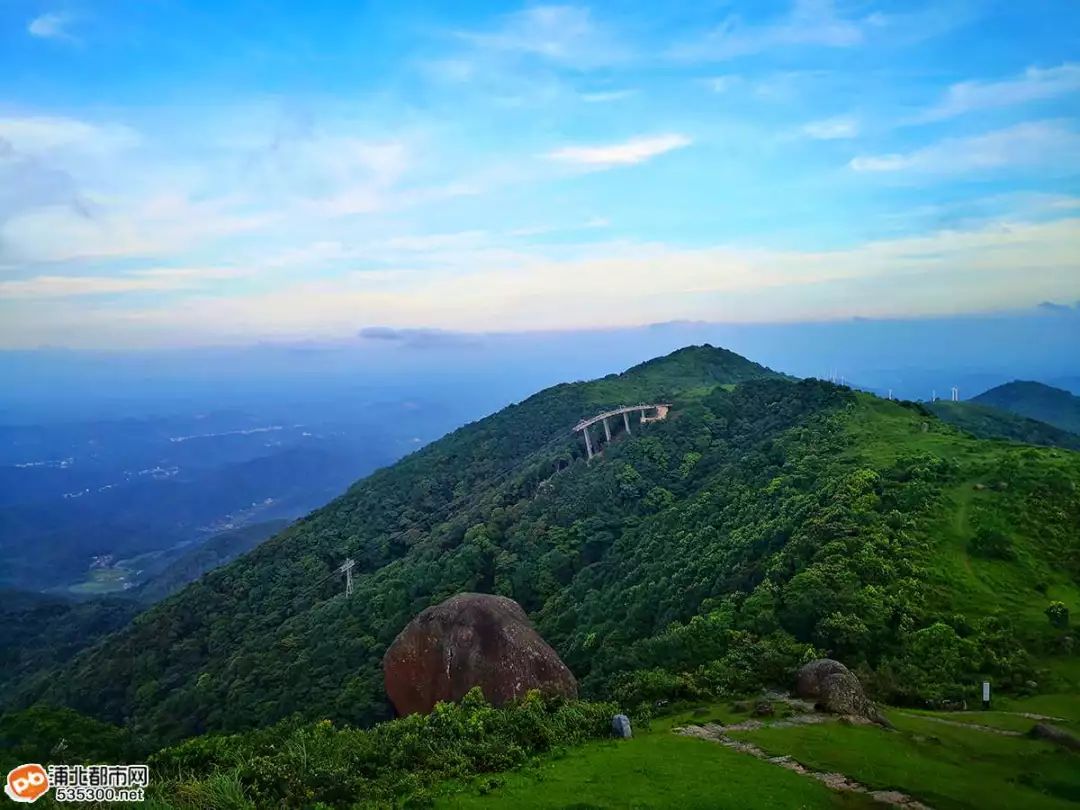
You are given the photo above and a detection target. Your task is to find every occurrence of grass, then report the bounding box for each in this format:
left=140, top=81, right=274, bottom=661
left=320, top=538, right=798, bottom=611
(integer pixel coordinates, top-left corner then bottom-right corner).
left=900, top=708, right=1047, bottom=733
left=728, top=711, right=1080, bottom=810
left=67, top=565, right=133, bottom=594
left=437, top=723, right=872, bottom=809
left=995, top=687, right=1080, bottom=725
left=438, top=694, right=1080, bottom=809
left=845, top=394, right=1080, bottom=651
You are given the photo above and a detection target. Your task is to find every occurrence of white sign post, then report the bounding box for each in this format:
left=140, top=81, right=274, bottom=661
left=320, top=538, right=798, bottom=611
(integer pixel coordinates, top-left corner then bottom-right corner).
left=982, top=681, right=991, bottom=710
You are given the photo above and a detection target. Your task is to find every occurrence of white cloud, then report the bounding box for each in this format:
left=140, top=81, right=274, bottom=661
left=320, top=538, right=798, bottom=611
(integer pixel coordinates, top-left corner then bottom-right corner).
left=245, top=133, right=411, bottom=215
left=707, top=75, right=740, bottom=93
left=0, top=267, right=247, bottom=299
left=12, top=215, right=1075, bottom=347
left=801, top=116, right=859, bottom=140
left=850, top=121, right=1080, bottom=175
left=546, top=134, right=691, bottom=167
left=919, top=63, right=1080, bottom=122
left=27, top=11, right=76, bottom=41
left=457, top=5, right=626, bottom=69
left=675, top=0, right=864, bottom=61
left=0, top=198, right=274, bottom=263
left=579, top=89, right=636, bottom=103
left=0, top=116, right=140, bottom=157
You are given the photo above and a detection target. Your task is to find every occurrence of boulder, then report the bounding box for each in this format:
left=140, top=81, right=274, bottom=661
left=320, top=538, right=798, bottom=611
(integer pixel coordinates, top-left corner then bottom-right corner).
left=1029, top=723, right=1080, bottom=751
left=383, top=593, right=577, bottom=716
left=795, top=658, right=887, bottom=726
left=612, top=714, right=632, bottom=738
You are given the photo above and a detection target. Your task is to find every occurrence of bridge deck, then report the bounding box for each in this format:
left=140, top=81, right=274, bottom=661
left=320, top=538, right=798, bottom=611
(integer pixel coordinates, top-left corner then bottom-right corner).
left=573, top=404, right=671, bottom=432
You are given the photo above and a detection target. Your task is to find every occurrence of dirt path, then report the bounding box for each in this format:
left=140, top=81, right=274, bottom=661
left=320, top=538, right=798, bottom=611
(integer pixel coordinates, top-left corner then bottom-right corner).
left=1003, top=711, right=1067, bottom=721
left=893, top=711, right=1022, bottom=737
left=676, top=721, right=934, bottom=810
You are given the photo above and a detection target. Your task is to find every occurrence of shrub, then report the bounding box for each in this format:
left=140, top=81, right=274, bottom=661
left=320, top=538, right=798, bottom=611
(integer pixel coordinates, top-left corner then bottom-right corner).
left=147, top=690, right=616, bottom=808
left=969, top=526, right=1015, bottom=560
left=1045, top=601, right=1070, bottom=629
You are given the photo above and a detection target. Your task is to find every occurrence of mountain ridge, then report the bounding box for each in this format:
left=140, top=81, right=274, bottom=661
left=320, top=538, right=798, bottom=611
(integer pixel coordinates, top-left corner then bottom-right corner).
left=928, top=399, right=1080, bottom=451
left=972, top=380, right=1080, bottom=434
left=8, top=346, right=1079, bottom=752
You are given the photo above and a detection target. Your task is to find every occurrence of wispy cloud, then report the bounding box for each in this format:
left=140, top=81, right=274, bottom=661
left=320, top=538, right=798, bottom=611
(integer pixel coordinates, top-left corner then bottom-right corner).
left=456, top=5, right=627, bottom=69
left=707, top=75, right=740, bottom=93
left=546, top=134, right=691, bottom=168
left=0, top=267, right=247, bottom=299
left=1, top=199, right=274, bottom=263
left=917, top=63, right=1080, bottom=122
left=27, top=11, right=77, bottom=42
left=579, top=89, right=636, bottom=103
left=44, top=216, right=1077, bottom=344
left=801, top=116, right=859, bottom=140
left=674, top=0, right=864, bottom=61
left=0, top=116, right=139, bottom=156
left=850, top=121, right=1080, bottom=175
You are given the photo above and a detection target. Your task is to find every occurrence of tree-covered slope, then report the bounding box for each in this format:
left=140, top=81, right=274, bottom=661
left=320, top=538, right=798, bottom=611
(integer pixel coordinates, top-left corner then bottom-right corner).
left=0, top=591, right=140, bottom=698
left=928, top=400, right=1080, bottom=450
left=973, top=381, right=1080, bottom=434
left=136, top=519, right=291, bottom=603
left=16, top=347, right=782, bottom=737
left=12, top=347, right=1080, bottom=750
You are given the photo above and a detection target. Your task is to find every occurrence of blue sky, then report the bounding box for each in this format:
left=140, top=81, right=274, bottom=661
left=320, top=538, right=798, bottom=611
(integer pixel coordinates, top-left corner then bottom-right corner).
left=0, top=0, right=1078, bottom=348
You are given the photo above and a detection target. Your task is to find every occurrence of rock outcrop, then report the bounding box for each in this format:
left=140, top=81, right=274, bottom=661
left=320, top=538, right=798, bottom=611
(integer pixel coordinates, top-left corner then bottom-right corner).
left=383, top=592, right=578, bottom=716
left=1029, top=722, right=1080, bottom=751
left=795, top=658, right=888, bottom=726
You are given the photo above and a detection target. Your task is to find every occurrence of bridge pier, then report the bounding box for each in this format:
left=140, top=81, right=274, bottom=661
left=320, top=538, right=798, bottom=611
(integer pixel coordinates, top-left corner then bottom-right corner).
left=573, top=403, right=670, bottom=461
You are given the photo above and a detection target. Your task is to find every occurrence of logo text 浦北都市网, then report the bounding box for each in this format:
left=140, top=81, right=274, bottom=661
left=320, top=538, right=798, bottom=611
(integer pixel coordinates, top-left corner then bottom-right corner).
left=5, top=763, right=148, bottom=804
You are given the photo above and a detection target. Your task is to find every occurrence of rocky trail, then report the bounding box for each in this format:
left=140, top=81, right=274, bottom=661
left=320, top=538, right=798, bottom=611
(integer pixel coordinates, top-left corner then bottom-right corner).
left=892, top=711, right=1022, bottom=737
left=676, top=718, right=934, bottom=810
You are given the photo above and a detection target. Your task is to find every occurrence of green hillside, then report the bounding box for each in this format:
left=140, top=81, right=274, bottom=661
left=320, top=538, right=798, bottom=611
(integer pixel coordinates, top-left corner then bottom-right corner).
left=136, top=519, right=291, bottom=603
left=928, top=400, right=1080, bottom=451
left=0, top=591, right=139, bottom=698
left=9, top=346, right=1079, bottom=761
left=973, top=381, right=1080, bottom=434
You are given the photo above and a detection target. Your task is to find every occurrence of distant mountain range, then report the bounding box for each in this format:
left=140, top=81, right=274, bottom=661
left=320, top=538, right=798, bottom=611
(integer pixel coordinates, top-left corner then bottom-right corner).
left=928, top=380, right=1080, bottom=451
left=0, top=413, right=400, bottom=592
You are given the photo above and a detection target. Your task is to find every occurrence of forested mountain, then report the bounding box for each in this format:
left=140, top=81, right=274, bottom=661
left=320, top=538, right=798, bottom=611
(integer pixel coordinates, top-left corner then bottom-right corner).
left=0, top=591, right=140, bottom=697
left=8, top=347, right=1079, bottom=753
left=928, top=400, right=1080, bottom=450
left=136, top=519, right=291, bottom=603
left=972, top=381, right=1080, bottom=434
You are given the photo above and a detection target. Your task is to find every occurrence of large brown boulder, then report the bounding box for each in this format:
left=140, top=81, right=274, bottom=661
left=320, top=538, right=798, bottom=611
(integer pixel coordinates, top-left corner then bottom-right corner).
left=382, top=593, right=578, bottom=716
left=795, top=658, right=888, bottom=725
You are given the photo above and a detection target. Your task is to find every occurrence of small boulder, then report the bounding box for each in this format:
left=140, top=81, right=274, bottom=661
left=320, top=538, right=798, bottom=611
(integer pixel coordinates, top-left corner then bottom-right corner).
left=383, top=593, right=577, bottom=716
left=753, top=701, right=775, bottom=717
left=1029, top=723, right=1080, bottom=751
left=795, top=659, right=887, bottom=726
left=612, top=714, right=632, bottom=738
